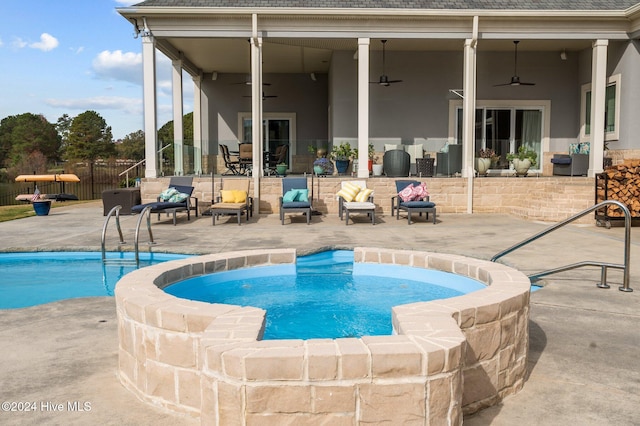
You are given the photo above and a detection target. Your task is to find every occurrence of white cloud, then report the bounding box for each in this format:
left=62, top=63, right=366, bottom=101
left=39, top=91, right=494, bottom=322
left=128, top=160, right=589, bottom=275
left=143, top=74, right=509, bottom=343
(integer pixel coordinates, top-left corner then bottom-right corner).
left=12, top=37, right=27, bottom=49
left=92, top=50, right=142, bottom=85
left=70, top=46, right=85, bottom=54
left=0, top=38, right=3, bottom=47
left=30, top=33, right=59, bottom=52
left=45, top=96, right=143, bottom=115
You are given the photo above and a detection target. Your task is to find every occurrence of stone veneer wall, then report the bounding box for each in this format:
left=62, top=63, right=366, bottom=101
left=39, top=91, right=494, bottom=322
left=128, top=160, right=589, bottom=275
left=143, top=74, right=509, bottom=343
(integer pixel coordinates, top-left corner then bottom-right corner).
left=116, top=248, right=531, bottom=424
left=141, top=176, right=594, bottom=223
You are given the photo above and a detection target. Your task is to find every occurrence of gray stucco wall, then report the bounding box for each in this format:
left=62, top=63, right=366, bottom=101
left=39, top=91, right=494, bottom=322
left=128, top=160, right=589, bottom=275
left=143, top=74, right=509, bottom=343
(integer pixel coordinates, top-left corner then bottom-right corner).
left=330, top=48, right=582, bottom=152
left=203, top=72, right=328, bottom=155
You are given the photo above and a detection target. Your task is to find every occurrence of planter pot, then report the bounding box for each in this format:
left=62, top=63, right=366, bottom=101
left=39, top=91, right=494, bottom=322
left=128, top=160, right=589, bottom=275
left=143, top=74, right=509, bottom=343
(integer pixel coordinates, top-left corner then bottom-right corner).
left=276, top=165, right=287, bottom=176
left=33, top=200, right=52, bottom=216
left=335, top=159, right=350, bottom=174
left=368, top=159, right=373, bottom=172
left=512, top=158, right=531, bottom=176
left=313, top=165, right=325, bottom=175
left=475, top=157, right=492, bottom=176
left=372, top=164, right=384, bottom=176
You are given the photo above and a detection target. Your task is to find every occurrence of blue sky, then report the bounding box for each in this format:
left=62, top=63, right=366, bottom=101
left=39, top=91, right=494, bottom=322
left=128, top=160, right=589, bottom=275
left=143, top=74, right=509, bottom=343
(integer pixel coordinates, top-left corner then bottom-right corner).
left=0, top=0, right=190, bottom=140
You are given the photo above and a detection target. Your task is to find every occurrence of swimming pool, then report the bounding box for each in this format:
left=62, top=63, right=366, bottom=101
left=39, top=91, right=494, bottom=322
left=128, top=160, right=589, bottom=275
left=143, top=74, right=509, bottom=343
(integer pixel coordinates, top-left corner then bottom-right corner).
left=0, top=252, right=191, bottom=309
left=165, top=250, right=485, bottom=339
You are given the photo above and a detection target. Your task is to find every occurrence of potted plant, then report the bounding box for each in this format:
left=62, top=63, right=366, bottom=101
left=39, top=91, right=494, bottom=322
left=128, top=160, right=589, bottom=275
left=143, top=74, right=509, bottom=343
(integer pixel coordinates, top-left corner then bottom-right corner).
left=506, top=145, right=538, bottom=176
left=330, top=142, right=354, bottom=174
left=276, top=162, right=288, bottom=176
left=476, top=148, right=495, bottom=176
left=313, top=157, right=333, bottom=175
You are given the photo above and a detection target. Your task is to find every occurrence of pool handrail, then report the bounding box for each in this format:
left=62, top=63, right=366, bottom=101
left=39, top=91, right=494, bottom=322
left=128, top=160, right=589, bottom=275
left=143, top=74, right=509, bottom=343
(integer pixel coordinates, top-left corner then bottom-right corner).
left=491, top=200, right=632, bottom=292
left=101, top=204, right=155, bottom=267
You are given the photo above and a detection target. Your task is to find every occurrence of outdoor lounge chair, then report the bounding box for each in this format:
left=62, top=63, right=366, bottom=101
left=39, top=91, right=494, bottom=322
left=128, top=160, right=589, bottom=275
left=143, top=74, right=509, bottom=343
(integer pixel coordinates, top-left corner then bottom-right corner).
left=131, top=177, right=196, bottom=225
left=391, top=180, right=437, bottom=224
left=336, top=180, right=376, bottom=225
left=279, top=177, right=312, bottom=225
left=210, top=177, right=252, bottom=225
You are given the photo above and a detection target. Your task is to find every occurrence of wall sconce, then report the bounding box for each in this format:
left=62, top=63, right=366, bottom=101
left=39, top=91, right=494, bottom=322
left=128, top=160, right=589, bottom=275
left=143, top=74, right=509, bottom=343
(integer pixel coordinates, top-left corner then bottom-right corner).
left=310, top=72, right=317, bottom=81
left=560, top=50, right=567, bottom=61
left=211, top=71, right=218, bottom=80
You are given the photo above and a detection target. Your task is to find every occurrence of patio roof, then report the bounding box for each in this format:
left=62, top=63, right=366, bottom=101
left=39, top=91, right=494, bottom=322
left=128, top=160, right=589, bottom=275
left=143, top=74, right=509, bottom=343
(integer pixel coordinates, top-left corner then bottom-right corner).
left=132, top=0, right=639, bottom=12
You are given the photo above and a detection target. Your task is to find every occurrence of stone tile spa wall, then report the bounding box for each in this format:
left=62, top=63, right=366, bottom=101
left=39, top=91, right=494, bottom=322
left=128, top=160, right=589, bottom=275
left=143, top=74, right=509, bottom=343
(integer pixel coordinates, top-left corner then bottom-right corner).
left=115, top=248, right=530, bottom=425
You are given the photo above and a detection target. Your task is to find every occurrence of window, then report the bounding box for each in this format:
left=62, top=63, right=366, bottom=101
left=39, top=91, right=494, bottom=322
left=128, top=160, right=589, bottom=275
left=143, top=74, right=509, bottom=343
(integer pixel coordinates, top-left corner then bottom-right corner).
left=454, top=104, right=545, bottom=171
left=581, top=74, right=620, bottom=141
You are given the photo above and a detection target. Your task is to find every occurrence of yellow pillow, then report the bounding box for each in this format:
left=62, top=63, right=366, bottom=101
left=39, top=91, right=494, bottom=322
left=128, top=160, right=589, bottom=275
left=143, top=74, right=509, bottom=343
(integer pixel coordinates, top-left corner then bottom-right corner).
left=355, top=188, right=373, bottom=202
left=232, top=190, right=247, bottom=203
left=220, top=190, right=235, bottom=203
left=336, top=182, right=360, bottom=202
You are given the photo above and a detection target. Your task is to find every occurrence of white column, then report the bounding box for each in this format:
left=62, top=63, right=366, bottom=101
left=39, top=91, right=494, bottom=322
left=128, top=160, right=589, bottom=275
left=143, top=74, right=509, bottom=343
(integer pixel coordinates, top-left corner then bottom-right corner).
left=462, top=38, right=477, bottom=213
left=251, top=37, right=263, bottom=179
left=589, top=39, right=608, bottom=177
left=172, top=58, right=184, bottom=176
left=142, top=33, right=158, bottom=178
left=357, top=38, right=370, bottom=178
left=193, top=74, right=203, bottom=175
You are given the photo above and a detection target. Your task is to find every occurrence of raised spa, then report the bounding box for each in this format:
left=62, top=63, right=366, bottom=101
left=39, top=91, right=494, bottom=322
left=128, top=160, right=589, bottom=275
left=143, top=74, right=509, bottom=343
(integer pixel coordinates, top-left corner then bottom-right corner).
left=115, top=248, right=531, bottom=424
left=163, top=250, right=486, bottom=340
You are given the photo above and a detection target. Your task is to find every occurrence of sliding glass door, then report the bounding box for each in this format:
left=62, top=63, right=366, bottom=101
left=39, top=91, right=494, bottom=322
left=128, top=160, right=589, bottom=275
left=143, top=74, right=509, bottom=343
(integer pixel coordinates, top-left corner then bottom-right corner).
left=240, top=113, right=294, bottom=170
left=457, top=106, right=543, bottom=171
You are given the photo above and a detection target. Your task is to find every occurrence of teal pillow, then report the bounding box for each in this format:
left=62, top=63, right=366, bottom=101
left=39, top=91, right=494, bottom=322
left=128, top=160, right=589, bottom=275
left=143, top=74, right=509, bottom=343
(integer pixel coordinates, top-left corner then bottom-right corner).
left=295, top=189, right=309, bottom=202
left=283, top=189, right=298, bottom=202
left=159, top=187, right=178, bottom=201
left=168, top=192, right=189, bottom=203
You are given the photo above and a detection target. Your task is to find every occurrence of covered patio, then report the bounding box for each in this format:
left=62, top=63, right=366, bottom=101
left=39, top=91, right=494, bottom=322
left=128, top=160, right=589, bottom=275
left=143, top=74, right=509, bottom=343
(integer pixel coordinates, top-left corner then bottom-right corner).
left=117, top=1, right=640, bottom=215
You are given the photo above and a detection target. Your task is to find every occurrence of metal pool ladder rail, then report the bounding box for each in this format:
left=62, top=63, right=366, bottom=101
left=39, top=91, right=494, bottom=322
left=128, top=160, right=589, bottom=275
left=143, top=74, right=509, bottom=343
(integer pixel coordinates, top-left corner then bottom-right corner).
left=101, top=205, right=155, bottom=267
left=491, top=200, right=632, bottom=292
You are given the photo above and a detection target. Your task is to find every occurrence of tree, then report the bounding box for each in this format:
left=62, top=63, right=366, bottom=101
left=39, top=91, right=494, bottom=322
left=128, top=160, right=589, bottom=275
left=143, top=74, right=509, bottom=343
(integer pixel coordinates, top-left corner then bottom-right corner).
left=0, top=113, right=61, bottom=168
left=157, top=112, right=194, bottom=167
left=117, top=130, right=145, bottom=161
left=55, top=114, right=72, bottom=155
left=64, top=110, right=116, bottom=161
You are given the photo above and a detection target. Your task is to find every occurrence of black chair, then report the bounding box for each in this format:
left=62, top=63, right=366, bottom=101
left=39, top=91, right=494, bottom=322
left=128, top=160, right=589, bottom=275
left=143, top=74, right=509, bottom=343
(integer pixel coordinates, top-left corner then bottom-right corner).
left=391, top=180, right=437, bottom=225
left=220, top=144, right=241, bottom=175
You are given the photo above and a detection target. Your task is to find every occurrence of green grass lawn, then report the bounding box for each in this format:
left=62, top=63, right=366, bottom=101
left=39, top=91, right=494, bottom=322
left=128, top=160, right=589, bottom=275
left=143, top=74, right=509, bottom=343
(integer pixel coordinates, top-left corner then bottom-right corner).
left=0, top=200, right=96, bottom=222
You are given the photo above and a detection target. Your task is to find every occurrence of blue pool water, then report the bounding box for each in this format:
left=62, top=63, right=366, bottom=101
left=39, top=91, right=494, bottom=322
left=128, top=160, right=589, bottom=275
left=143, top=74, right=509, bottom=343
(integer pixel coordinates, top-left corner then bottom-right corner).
left=0, top=252, right=191, bottom=309
left=165, top=250, right=486, bottom=339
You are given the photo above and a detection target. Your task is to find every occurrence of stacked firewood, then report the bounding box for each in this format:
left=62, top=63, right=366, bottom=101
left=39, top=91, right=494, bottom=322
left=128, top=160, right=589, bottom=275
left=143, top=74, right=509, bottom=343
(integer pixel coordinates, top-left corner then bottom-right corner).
left=597, top=160, right=640, bottom=217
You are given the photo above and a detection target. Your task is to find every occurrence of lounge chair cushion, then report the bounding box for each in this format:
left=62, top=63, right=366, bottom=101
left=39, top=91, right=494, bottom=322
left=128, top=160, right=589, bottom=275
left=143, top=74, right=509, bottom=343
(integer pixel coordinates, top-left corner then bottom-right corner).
left=282, top=201, right=311, bottom=208
left=336, top=182, right=361, bottom=202
left=131, top=201, right=186, bottom=213
left=355, top=188, right=373, bottom=202
left=401, top=200, right=436, bottom=208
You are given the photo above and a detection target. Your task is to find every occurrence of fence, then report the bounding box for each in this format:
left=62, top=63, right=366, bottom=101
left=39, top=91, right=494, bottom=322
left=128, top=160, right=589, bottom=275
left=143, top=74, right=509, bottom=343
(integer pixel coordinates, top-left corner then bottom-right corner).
left=0, top=161, right=144, bottom=206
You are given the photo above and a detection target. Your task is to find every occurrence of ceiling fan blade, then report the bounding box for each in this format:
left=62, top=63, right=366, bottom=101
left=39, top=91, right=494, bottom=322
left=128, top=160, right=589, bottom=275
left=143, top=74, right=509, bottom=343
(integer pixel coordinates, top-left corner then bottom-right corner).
left=370, top=74, right=402, bottom=86
left=232, top=80, right=271, bottom=86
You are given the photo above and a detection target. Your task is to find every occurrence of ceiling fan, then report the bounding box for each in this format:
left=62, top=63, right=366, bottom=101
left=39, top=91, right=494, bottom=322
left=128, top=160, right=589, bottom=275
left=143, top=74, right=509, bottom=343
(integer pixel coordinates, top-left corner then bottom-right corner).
left=494, top=40, right=536, bottom=87
left=370, top=40, right=402, bottom=86
left=243, top=92, right=278, bottom=100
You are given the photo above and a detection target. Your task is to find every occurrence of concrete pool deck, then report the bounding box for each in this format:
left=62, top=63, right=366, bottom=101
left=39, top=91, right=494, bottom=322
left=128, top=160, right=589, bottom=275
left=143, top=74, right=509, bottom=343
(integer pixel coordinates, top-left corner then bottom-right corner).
left=0, top=201, right=639, bottom=425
